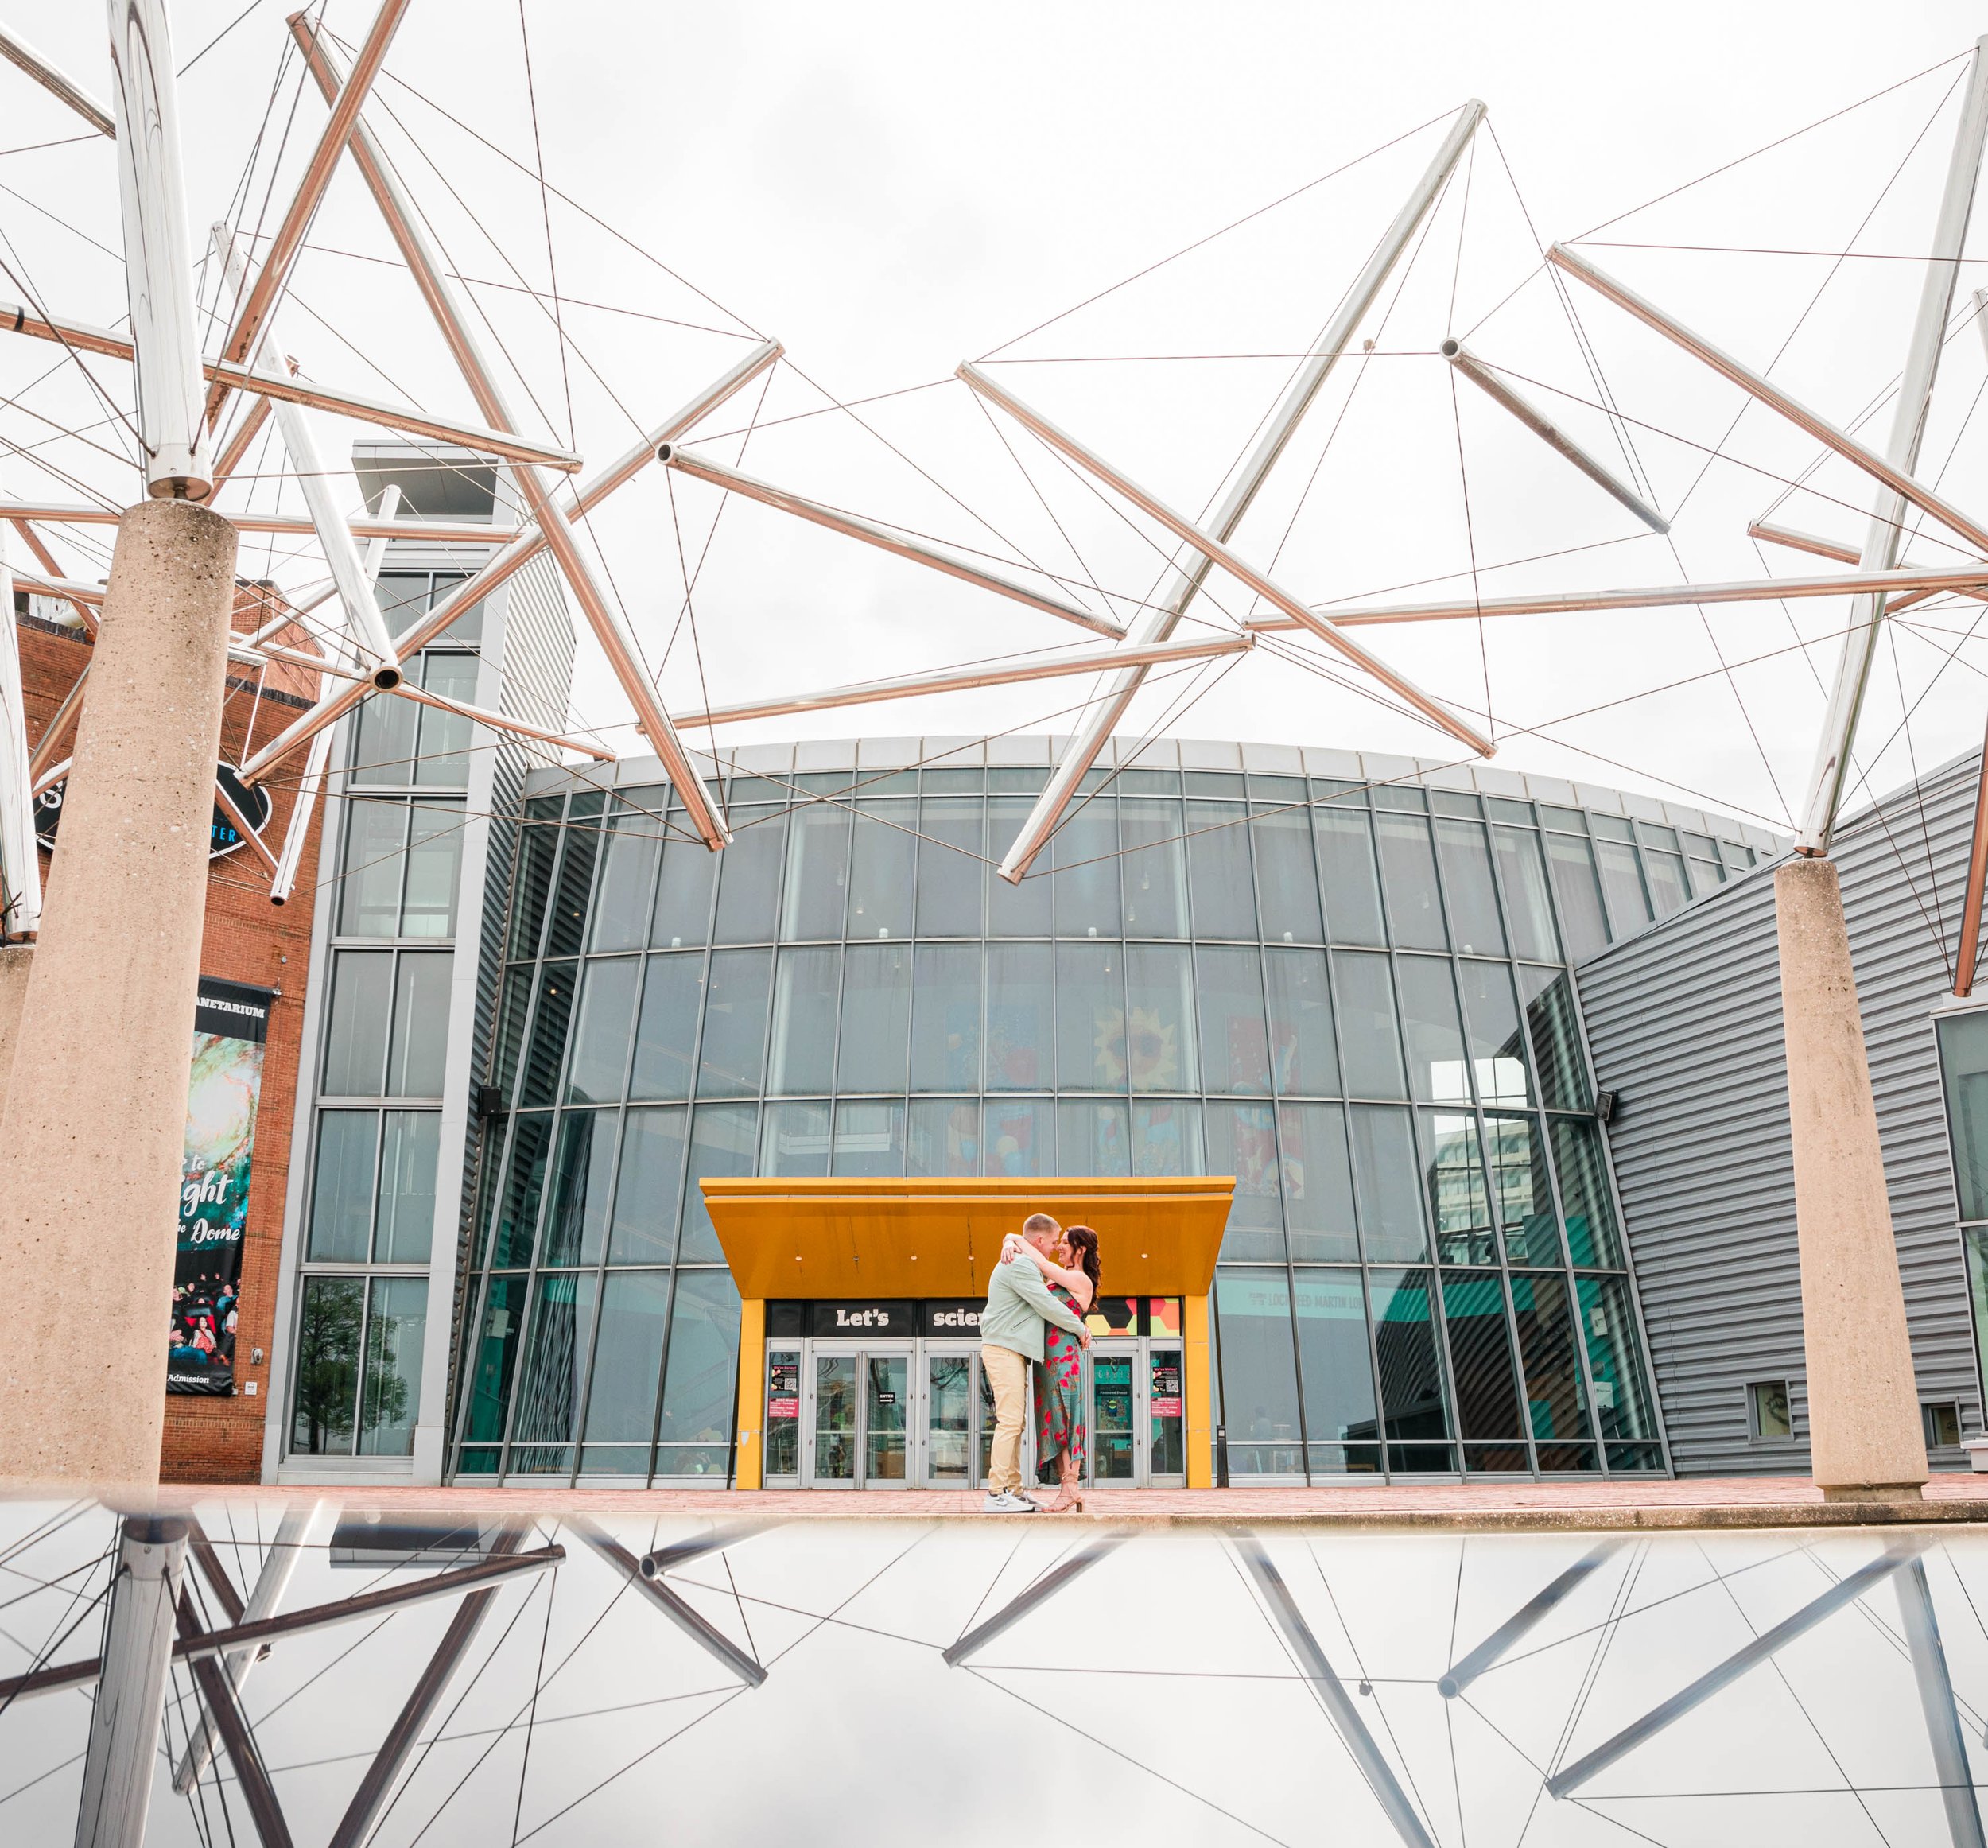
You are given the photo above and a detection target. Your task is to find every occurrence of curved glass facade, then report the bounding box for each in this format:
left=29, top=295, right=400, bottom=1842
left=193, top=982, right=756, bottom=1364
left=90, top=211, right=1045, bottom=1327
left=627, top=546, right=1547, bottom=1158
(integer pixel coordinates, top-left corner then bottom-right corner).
left=441, top=755, right=1756, bottom=1485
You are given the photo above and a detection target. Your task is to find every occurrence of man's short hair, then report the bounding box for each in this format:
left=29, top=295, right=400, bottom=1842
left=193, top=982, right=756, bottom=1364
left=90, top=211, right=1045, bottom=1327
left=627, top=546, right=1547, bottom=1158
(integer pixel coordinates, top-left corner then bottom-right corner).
left=1023, top=1213, right=1059, bottom=1237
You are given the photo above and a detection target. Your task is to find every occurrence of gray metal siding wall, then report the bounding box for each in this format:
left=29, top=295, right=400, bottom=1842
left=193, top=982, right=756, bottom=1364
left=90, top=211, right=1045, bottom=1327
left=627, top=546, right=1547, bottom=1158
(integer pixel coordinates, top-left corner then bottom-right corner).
left=1577, top=752, right=1984, bottom=1473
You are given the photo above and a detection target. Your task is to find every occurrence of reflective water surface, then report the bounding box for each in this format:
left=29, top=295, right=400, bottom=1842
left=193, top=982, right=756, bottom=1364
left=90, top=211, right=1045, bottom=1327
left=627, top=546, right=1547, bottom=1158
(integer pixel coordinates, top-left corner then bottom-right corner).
left=3, top=1498, right=1986, bottom=1846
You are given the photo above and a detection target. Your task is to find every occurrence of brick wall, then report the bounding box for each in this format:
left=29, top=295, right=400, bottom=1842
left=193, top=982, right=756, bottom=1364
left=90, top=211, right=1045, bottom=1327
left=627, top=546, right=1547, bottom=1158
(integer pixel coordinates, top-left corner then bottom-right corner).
left=15, top=581, right=327, bottom=1483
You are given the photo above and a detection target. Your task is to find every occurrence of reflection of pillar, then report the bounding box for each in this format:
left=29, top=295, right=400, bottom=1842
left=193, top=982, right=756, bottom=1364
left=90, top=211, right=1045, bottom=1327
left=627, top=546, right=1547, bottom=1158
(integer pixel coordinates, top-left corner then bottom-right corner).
left=0, top=499, right=235, bottom=1488
left=1776, top=858, right=1928, bottom=1497
left=734, top=1299, right=765, bottom=1490
left=1184, top=1293, right=1213, bottom=1488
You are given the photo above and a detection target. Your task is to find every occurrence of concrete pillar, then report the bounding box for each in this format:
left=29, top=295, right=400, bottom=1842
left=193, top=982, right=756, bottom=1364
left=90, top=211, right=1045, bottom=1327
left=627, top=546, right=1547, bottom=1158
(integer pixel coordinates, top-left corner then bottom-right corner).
left=0, top=940, right=29, bottom=1128
left=1775, top=856, right=1929, bottom=1497
left=0, top=499, right=235, bottom=1491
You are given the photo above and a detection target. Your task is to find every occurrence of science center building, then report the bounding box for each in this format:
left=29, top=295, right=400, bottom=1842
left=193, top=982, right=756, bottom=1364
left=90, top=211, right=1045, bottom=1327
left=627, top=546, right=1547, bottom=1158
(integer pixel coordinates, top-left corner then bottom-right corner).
left=248, top=448, right=1817, bottom=1493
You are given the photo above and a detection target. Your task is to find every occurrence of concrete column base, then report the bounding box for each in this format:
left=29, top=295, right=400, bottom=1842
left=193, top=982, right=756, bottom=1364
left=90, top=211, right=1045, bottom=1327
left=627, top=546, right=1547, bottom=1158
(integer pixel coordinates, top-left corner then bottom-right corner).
left=0, top=500, right=236, bottom=1493
left=0, top=940, right=29, bottom=1128
left=1776, top=856, right=1929, bottom=1495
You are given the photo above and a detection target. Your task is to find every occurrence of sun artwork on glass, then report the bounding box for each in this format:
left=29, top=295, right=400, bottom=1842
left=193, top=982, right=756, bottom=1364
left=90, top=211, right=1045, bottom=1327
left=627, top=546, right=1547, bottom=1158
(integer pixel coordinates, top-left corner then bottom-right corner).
left=1095, top=1005, right=1179, bottom=1090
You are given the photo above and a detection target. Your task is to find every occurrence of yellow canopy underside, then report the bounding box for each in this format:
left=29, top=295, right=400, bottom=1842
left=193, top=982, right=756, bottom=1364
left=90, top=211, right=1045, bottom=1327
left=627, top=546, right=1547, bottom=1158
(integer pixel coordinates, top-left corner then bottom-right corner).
left=701, top=1174, right=1234, bottom=1301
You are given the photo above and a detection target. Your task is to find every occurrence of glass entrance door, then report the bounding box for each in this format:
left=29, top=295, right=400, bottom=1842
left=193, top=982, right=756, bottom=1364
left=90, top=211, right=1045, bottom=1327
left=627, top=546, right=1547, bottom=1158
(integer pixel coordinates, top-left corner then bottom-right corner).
left=1089, top=1342, right=1139, bottom=1485
left=865, top=1353, right=909, bottom=1488
left=924, top=1349, right=975, bottom=1487
left=808, top=1351, right=858, bottom=1488
left=802, top=1343, right=913, bottom=1489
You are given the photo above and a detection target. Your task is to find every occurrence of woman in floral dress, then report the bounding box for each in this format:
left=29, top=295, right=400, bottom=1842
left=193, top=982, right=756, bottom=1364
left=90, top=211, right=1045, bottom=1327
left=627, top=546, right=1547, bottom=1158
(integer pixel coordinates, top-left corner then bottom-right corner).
left=1002, top=1225, right=1101, bottom=1512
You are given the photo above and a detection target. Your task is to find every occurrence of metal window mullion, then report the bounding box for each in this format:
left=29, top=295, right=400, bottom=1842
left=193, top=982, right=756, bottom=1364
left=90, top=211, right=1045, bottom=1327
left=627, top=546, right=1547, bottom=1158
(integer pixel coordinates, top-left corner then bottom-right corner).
left=349, top=1268, right=376, bottom=1458
left=567, top=1239, right=615, bottom=1490
left=1357, top=1260, right=1396, bottom=1483
left=1931, top=1016, right=1988, bottom=1435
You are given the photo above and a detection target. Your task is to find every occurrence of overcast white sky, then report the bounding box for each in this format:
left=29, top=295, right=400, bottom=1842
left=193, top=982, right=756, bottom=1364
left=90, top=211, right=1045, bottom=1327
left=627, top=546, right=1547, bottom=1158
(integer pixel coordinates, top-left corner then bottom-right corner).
left=12, top=2, right=1988, bottom=833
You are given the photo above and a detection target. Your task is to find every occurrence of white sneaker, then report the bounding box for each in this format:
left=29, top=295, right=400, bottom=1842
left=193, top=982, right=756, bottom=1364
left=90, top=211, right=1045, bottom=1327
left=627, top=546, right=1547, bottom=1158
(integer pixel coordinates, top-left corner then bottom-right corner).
left=982, top=1491, right=1038, bottom=1513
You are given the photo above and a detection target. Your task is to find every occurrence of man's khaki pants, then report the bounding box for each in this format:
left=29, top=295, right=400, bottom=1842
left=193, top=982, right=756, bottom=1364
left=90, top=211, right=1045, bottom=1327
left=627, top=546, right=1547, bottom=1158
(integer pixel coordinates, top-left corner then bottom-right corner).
left=983, top=1344, right=1031, bottom=1495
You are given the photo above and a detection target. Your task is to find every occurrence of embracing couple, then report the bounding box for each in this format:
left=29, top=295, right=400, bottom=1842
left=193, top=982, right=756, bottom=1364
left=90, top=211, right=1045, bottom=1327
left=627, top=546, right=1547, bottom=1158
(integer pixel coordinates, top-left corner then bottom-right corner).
left=979, top=1212, right=1103, bottom=1514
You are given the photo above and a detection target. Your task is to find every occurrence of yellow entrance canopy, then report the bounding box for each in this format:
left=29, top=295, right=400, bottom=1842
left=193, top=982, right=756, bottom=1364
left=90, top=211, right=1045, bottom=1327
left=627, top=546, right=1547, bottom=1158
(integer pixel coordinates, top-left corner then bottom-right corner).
left=701, top=1174, right=1234, bottom=1301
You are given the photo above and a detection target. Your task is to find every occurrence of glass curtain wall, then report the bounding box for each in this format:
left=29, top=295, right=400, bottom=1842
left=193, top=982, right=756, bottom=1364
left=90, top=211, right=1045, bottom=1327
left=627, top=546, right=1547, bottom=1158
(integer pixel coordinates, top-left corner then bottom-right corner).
left=453, top=762, right=1738, bottom=1485
left=289, top=573, right=478, bottom=1458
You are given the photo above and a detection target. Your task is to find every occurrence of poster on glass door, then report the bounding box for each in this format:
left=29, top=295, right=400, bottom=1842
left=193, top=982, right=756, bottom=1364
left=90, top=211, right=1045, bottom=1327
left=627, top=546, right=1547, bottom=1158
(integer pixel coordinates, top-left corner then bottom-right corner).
left=167, top=978, right=274, bottom=1396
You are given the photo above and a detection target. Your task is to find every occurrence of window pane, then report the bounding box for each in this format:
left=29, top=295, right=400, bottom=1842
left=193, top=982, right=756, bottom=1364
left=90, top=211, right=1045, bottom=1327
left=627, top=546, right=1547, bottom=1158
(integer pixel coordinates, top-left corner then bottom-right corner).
left=1209, top=1101, right=1283, bottom=1261
left=782, top=803, right=850, bottom=940
left=679, top=1102, right=757, bottom=1263
left=1058, top=1099, right=1130, bottom=1175
left=518, top=961, right=577, bottom=1108
left=986, top=1097, right=1054, bottom=1175
left=1316, top=806, right=1386, bottom=946
left=1544, top=833, right=1609, bottom=961
left=985, top=943, right=1052, bottom=1089
left=1442, top=1271, right=1523, bottom=1441
left=1421, top=1110, right=1494, bottom=1265
left=375, top=1110, right=439, bottom=1263
left=915, top=795, right=984, bottom=936
left=629, top=953, right=702, bottom=1101
left=713, top=810, right=787, bottom=945
left=1939, top=1011, right=1988, bottom=1221
left=1215, top=1268, right=1303, bottom=1477
left=1051, top=803, right=1121, bottom=938
left=460, top=1273, right=529, bottom=1446
left=358, top=1276, right=428, bottom=1455
left=847, top=806, right=914, bottom=938
left=986, top=798, right=1054, bottom=937
left=1349, top=1103, right=1427, bottom=1260
left=1187, top=802, right=1256, bottom=939
left=1279, top=1102, right=1357, bottom=1261
left=541, top=1109, right=617, bottom=1266
left=1520, top=968, right=1590, bottom=1111
left=1577, top=1275, right=1660, bottom=1446
left=340, top=801, right=409, bottom=936
left=1458, top=960, right=1530, bottom=1107
left=1124, top=944, right=1195, bottom=1093
left=589, top=814, right=661, bottom=952
left=1511, top=1272, right=1591, bottom=1442
left=651, top=837, right=716, bottom=949
left=507, top=823, right=559, bottom=960
left=1132, top=1100, right=1202, bottom=1177
left=1055, top=941, right=1123, bottom=1091
left=1396, top=956, right=1469, bottom=1105
left=608, top=1106, right=686, bottom=1264
left=761, top=1099, right=832, bottom=1178
left=910, top=1099, right=983, bottom=1177
left=837, top=941, right=912, bottom=1093
left=544, top=819, right=601, bottom=957
left=1486, top=1113, right=1563, bottom=1266
left=1331, top=951, right=1406, bottom=1098
left=564, top=957, right=639, bottom=1104
left=1264, top=948, right=1337, bottom=1097
left=386, top=951, right=452, bottom=1097
left=1493, top=826, right=1561, bottom=962
left=655, top=1270, right=740, bottom=1474
left=512, top=1271, right=600, bottom=1446
left=1552, top=1116, right=1625, bottom=1267
left=833, top=1101, right=906, bottom=1176
left=491, top=1112, right=553, bottom=1268
left=289, top=1275, right=363, bottom=1455
left=413, top=652, right=477, bottom=786
left=583, top=1271, right=670, bottom=1443
left=401, top=802, right=462, bottom=939
left=1292, top=1268, right=1380, bottom=1473
left=308, top=1112, right=377, bottom=1261
left=1252, top=808, right=1323, bottom=945
left=910, top=944, right=980, bottom=1092
left=1196, top=945, right=1268, bottom=1096
left=697, top=948, right=771, bottom=1097
left=1375, top=811, right=1448, bottom=950
left=1120, top=797, right=1187, bottom=938
left=350, top=674, right=417, bottom=784
left=769, top=946, right=840, bottom=1095
left=1644, top=849, right=1690, bottom=918
left=1370, top=1268, right=1451, bottom=1441
left=322, top=950, right=391, bottom=1095
left=374, top=573, right=431, bottom=642
left=1435, top=818, right=1506, bottom=956
left=492, top=966, right=531, bottom=1104
left=1594, top=838, right=1652, bottom=939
